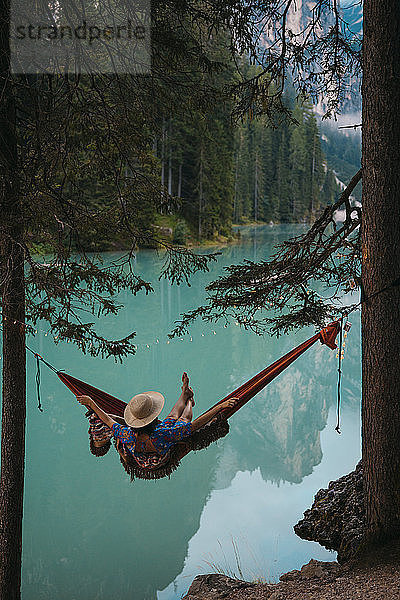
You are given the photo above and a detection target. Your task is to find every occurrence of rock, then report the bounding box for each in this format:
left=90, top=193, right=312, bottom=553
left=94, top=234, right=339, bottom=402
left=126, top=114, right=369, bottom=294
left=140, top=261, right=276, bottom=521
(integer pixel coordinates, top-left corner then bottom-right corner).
left=300, top=559, right=340, bottom=579
left=280, top=560, right=340, bottom=583
left=279, top=569, right=301, bottom=581
left=300, top=560, right=325, bottom=579
left=294, top=462, right=365, bottom=562
left=183, top=574, right=257, bottom=599
left=152, top=225, right=173, bottom=236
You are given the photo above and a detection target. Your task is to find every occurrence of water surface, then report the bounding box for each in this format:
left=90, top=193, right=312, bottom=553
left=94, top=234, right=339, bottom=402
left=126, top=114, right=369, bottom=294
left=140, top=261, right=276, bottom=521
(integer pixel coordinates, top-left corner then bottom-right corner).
left=20, top=225, right=361, bottom=599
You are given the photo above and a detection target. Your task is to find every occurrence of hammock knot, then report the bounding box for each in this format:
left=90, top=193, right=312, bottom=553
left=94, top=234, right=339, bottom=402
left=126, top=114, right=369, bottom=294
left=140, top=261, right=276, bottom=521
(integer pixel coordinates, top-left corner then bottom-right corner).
left=320, top=320, right=341, bottom=350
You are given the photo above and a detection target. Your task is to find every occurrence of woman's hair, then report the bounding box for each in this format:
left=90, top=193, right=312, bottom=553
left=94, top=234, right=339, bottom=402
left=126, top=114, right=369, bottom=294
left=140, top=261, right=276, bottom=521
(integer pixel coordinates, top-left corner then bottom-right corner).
left=133, top=418, right=159, bottom=436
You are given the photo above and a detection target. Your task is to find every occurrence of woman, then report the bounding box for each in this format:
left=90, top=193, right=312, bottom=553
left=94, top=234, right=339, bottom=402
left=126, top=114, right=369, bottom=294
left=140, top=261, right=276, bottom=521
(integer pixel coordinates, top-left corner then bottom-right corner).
left=77, top=372, right=236, bottom=466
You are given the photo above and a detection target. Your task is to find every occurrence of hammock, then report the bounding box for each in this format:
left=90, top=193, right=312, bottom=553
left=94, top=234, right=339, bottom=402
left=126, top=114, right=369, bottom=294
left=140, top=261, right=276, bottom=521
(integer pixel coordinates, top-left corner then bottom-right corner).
left=57, top=320, right=340, bottom=480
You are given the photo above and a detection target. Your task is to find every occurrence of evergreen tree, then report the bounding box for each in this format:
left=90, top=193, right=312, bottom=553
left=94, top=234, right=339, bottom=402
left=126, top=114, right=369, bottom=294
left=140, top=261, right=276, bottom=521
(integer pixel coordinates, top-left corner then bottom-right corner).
left=289, top=104, right=308, bottom=220
left=233, top=93, right=339, bottom=225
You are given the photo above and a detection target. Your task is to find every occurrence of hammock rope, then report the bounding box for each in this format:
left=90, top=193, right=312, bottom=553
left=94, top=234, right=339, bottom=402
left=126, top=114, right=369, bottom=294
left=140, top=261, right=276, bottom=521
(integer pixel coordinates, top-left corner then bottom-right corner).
left=25, top=345, right=59, bottom=374
left=35, top=354, right=43, bottom=413
left=335, top=316, right=344, bottom=434
left=25, top=345, right=59, bottom=411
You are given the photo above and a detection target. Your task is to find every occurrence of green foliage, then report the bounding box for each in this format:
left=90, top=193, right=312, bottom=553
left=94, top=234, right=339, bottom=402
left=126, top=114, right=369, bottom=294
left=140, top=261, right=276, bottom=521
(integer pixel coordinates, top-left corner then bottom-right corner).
left=152, top=30, right=236, bottom=241
left=2, top=1, right=358, bottom=357
left=1, top=3, right=235, bottom=359
left=173, top=220, right=190, bottom=245
left=171, top=170, right=362, bottom=339
left=233, top=96, right=340, bottom=224
left=320, top=125, right=362, bottom=202
left=150, top=55, right=338, bottom=241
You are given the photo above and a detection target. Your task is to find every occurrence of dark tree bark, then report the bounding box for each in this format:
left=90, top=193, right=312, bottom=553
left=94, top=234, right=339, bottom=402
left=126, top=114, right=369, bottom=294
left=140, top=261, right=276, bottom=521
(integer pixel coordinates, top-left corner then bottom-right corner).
left=361, top=0, right=400, bottom=542
left=0, top=1, right=26, bottom=598
left=0, top=247, right=26, bottom=600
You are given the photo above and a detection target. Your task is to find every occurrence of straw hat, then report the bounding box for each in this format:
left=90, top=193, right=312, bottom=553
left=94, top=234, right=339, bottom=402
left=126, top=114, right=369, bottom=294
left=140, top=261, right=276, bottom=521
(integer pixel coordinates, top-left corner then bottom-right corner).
left=124, top=391, right=165, bottom=428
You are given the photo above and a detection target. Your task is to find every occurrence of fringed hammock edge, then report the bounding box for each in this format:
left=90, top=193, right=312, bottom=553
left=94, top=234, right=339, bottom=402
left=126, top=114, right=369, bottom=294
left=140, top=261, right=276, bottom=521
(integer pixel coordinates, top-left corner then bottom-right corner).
left=58, top=321, right=340, bottom=480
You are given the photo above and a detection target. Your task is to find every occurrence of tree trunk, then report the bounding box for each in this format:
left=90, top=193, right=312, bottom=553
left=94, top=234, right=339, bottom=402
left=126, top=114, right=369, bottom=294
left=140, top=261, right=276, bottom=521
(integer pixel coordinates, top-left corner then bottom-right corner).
left=160, top=118, right=165, bottom=213
left=361, top=0, right=400, bottom=542
left=234, top=151, right=238, bottom=223
left=310, top=133, right=316, bottom=217
left=168, top=121, right=172, bottom=201
left=0, top=240, right=26, bottom=600
left=177, top=163, right=182, bottom=198
left=198, top=145, right=204, bottom=239
left=254, top=152, right=258, bottom=222
left=0, top=2, right=26, bottom=597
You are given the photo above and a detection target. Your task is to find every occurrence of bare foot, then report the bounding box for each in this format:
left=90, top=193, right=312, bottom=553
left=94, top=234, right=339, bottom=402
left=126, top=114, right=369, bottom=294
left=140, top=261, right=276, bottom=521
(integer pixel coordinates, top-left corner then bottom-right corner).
left=182, top=371, right=189, bottom=391
left=187, top=386, right=195, bottom=407
left=181, top=372, right=195, bottom=406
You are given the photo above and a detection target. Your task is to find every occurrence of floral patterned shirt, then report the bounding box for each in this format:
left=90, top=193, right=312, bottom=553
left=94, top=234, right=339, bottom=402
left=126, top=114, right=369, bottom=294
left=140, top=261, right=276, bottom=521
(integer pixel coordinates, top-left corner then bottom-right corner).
left=111, top=418, right=192, bottom=457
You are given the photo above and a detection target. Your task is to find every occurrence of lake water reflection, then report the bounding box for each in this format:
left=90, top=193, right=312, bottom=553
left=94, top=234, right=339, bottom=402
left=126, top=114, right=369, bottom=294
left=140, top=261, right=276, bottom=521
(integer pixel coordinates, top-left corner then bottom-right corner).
left=21, top=225, right=361, bottom=600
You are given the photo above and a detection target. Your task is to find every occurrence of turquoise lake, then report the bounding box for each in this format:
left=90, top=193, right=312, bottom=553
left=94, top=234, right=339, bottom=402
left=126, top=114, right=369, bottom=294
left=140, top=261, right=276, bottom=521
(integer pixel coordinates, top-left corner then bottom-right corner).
left=19, top=225, right=361, bottom=599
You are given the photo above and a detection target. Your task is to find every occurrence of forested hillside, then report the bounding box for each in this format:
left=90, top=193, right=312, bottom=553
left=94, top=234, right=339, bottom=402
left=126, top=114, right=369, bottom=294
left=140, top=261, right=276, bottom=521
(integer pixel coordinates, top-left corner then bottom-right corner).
left=41, top=34, right=341, bottom=250
left=152, top=73, right=340, bottom=243
left=232, top=100, right=339, bottom=225
left=320, top=124, right=362, bottom=202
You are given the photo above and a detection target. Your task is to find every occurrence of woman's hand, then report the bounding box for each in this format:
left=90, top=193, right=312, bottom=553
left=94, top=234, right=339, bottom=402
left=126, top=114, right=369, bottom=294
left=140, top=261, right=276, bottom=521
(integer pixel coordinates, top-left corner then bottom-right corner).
left=76, top=395, right=93, bottom=408
left=221, top=397, right=239, bottom=410
left=79, top=396, right=116, bottom=429
left=191, top=397, right=238, bottom=432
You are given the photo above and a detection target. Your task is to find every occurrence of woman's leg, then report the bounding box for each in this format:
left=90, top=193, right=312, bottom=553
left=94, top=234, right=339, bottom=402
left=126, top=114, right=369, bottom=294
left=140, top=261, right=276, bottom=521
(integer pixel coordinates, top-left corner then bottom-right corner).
left=165, top=372, right=193, bottom=419
left=178, top=393, right=194, bottom=423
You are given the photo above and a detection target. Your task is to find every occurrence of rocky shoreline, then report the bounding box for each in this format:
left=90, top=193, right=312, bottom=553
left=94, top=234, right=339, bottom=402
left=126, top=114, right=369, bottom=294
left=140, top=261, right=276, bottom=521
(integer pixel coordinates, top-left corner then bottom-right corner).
left=294, top=461, right=365, bottom=562
left=183, top=541, right=400, bottom=599
left=182, top=464, right=400, bottom=599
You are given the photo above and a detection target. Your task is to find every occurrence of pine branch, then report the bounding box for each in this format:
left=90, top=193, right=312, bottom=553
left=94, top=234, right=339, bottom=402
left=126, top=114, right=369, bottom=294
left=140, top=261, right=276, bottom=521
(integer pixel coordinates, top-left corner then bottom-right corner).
left=171, top=170, right=362, bottom=337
